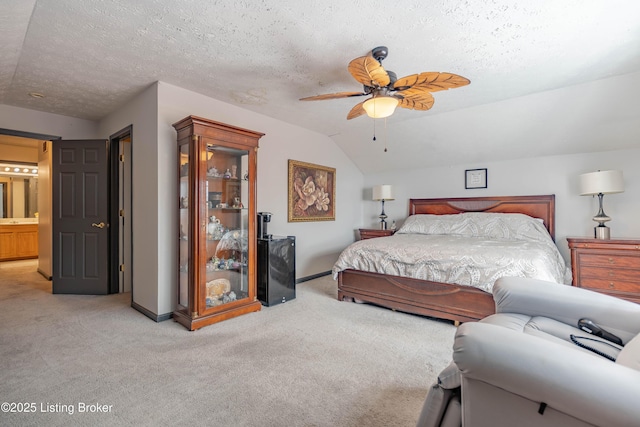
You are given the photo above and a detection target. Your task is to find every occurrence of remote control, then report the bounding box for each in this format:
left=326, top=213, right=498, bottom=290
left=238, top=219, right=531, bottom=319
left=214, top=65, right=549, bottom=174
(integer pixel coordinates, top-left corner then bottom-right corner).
left=578, top=319, right=623, bottom=345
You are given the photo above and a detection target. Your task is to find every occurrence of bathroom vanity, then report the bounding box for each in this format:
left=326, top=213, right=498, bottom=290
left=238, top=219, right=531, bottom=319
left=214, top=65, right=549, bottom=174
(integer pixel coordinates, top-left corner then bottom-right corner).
left=0, top=223, right=38, bottom=261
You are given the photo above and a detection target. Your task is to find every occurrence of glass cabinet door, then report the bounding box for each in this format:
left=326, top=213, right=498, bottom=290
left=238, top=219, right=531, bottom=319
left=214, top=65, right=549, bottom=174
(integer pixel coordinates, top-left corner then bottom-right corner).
left=178, top=143, right=191, bottom=311
left=200, top=144, right=250, bottom=312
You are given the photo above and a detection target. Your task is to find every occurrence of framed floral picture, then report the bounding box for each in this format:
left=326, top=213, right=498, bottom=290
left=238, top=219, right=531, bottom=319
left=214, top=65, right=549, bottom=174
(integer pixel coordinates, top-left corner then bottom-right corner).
left=288, top=160, right=336, bottom=222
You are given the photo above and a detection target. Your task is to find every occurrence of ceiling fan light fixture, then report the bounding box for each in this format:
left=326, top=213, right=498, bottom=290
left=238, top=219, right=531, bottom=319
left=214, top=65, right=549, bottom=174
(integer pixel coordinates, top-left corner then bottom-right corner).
left=363, top=96, right=398, bottom=118
left=299, top=47, right=469, bottom=120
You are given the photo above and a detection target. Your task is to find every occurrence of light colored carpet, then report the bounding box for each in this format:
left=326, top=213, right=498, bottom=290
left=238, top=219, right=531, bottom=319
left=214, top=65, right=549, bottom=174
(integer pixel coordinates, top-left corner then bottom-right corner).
left=0, top=260, right=455, bottom=427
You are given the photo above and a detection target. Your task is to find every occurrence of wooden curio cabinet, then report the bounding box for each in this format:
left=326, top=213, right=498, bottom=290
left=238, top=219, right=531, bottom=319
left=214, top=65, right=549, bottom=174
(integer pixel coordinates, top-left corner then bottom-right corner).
left=172, top=116, right=264, bottom=330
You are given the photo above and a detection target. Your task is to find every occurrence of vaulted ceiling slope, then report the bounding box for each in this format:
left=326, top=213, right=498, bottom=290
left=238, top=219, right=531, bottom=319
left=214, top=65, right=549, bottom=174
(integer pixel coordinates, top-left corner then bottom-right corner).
left=1, top=1, right=639, bottom=173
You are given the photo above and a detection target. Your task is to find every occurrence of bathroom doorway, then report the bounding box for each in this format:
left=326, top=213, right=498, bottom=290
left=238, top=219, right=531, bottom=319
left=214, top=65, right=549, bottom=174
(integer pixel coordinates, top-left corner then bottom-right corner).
left=0, top=129, right=58, bottom=271
left=0, top=126, right=133, bottom=296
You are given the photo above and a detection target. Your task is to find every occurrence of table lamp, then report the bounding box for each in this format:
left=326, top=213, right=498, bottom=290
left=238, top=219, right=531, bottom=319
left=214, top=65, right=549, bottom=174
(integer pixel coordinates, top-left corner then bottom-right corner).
left=373, top=185, right=394, bottom=230
left=579, top=170, right=624, bottom=239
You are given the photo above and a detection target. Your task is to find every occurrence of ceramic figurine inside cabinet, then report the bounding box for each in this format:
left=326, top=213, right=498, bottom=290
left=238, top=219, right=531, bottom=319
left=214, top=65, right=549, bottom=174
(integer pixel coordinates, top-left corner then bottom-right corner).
left=173, top=115, right=264, bottom=330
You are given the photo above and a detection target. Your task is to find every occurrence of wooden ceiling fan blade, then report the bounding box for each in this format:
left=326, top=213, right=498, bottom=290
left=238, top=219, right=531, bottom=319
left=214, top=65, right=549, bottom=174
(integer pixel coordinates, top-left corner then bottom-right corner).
left=394, top=72, right=470, bottom=93
left=347, top=100, right=367, bottom=120
left=299, top=91, right=366, bottom=101
left=347, top=98, right=371, bottom=120
left=348, top=56, right=391, bottom=88
left=397, top=92, right=435, bottom=111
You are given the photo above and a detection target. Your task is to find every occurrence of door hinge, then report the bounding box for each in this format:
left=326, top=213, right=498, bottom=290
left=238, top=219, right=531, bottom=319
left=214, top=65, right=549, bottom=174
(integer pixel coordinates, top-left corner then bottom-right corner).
left=119, top=209, right=125, bottom=217
left=119, top=264, right=125, bottom=272
left=119, top=154, right=125, bottom=162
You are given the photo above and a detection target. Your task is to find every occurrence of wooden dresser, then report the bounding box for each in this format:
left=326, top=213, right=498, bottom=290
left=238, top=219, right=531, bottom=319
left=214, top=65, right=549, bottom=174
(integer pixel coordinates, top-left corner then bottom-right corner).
left=567, top=237, right=640, bottom=304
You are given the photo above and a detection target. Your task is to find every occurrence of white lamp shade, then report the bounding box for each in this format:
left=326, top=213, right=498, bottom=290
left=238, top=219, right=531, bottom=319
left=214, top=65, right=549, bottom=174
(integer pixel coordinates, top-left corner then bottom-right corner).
left=373, top=185, right=394, bottom=201
left=579, top=170, right=624, bottom=195
left=363, top=96, right=399, bottom=118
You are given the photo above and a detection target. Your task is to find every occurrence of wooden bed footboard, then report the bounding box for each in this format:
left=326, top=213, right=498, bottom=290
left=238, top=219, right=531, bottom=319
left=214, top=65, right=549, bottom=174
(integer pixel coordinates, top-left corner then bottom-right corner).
left=338, top=269, right=496, bottom=323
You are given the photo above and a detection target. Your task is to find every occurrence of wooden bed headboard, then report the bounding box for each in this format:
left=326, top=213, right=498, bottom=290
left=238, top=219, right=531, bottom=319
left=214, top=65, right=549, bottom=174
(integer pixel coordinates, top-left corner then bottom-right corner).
left=409, top=195, right=556, bottom=240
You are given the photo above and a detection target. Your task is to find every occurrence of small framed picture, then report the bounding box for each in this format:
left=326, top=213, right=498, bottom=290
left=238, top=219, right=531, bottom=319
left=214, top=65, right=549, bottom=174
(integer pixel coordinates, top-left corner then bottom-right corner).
left=465, top=168, right=487, bottom=189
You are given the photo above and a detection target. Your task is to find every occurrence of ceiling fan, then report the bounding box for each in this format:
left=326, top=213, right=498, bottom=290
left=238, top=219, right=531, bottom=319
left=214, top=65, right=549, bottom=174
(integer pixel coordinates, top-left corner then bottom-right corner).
left=300, top=46, right=470, bottom=120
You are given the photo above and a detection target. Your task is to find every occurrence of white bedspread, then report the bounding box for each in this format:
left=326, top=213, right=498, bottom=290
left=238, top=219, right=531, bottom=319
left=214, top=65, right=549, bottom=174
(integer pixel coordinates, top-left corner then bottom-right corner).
left=332, top=213, right=571, bottom=293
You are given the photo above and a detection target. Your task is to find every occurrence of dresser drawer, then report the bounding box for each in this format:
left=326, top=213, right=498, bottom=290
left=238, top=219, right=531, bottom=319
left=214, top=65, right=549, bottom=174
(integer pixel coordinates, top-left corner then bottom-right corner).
left=579, top=277, right=640, bottom=293
left=358, top=228, right=395, bottom=240
left=580, top=266, right=640, bottom=283
left=578, top=253, right=640, bottom=269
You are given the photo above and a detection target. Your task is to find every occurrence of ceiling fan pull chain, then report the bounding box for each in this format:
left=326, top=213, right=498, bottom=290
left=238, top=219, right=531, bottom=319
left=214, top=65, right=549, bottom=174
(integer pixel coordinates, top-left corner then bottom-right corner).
left=384, top=117, right=388, bottom=152
left=372, top=118, right=376, bottom=141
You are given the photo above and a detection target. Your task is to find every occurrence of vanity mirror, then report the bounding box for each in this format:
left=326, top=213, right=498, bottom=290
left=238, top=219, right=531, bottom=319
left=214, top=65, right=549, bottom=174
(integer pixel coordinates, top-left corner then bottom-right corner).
left=0, top=162, right=38, bottom=220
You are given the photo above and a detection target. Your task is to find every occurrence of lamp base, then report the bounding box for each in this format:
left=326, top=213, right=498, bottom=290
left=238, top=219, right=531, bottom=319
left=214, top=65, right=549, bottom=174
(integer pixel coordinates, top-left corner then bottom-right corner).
left=594, top=225, right=610, bottom=240
left=379, top=220, right=387, bottom=230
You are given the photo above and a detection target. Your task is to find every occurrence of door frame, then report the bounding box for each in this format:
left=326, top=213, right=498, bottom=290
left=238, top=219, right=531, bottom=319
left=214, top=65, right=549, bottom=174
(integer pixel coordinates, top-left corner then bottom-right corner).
left=109, top=126, right=133, bottom=295
left=0, top=128, right=61, bottom=280
left=0, top=128, right=60, bottom=142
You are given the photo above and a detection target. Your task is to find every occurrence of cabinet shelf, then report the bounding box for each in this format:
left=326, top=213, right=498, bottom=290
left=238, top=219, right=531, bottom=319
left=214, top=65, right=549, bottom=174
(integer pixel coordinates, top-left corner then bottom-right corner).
left=208, top=207, right=246, bottom=212
left=206, top=176, right=244, bottom=182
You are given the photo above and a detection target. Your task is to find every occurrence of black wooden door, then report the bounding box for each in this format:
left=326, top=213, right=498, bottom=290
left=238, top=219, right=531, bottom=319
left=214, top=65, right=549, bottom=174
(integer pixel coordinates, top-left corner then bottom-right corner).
left=52, top=139, right=110, bottom=294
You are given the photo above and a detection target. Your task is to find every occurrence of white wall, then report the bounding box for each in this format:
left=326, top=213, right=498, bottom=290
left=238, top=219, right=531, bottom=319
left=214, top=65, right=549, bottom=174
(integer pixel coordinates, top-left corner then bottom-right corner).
left=363, top=147, right=640, bottom=263
left=98, top=84, right=160, bottom=316
left=157, top=80, right=364, bottom=263
left=0, top=104, right=99, bottom=139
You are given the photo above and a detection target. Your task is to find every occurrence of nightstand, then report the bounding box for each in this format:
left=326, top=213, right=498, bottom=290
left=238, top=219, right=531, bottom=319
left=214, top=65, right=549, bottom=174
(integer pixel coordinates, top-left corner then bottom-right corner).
left=358, top=228, right=395, bottom=240
left=567, top=237, right=640, bottom=304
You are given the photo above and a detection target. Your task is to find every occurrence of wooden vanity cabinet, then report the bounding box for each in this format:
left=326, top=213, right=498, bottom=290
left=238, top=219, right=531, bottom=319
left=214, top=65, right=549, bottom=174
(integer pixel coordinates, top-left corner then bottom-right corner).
left=0, top=223, right=38, bottom=261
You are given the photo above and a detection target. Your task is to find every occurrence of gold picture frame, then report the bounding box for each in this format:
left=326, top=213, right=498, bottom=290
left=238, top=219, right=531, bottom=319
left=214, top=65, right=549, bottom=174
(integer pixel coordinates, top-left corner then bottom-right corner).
left=288, top=160, right=336, bottom=222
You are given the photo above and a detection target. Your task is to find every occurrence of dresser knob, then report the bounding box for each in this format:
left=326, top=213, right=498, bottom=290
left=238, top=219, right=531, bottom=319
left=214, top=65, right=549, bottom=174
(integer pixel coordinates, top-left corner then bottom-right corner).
left=608, top=258, right=614, bottom=264
left=609, top=282, right=615, bottom=289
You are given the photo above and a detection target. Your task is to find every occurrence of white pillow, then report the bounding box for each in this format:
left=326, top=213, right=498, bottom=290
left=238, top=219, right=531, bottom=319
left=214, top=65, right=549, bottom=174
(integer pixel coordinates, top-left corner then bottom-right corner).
left=396, top=212, right=551, bottom=243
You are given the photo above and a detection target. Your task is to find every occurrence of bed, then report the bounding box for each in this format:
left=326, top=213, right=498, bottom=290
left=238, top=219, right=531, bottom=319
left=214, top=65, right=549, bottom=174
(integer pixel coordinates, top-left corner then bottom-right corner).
left=333, top=195, right=571, bottom=323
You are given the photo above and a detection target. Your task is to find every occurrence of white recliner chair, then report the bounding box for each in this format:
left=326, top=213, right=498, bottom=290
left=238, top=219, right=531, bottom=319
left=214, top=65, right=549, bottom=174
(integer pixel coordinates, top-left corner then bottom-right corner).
left=416, top=276, right=640, bottom=427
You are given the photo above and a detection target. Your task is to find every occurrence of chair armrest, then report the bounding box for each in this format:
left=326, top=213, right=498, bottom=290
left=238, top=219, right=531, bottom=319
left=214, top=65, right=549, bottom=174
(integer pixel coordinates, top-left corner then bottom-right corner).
left=453, top=322, right=640, bottom=427
left=493, top=277, right=640, bottom=340
left=416, top=362, right=462, bottom=427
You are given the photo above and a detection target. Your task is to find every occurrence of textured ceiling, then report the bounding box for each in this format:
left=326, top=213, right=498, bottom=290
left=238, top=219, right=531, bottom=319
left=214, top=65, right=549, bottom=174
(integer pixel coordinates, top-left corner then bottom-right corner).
left=2, top=0, right=640, bottom=173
